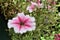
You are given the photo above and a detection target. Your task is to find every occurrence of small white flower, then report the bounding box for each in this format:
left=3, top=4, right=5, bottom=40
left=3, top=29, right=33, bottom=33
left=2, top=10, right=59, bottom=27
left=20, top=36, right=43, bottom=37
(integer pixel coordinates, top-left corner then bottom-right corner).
left=58, top=12, right=60, bottom=16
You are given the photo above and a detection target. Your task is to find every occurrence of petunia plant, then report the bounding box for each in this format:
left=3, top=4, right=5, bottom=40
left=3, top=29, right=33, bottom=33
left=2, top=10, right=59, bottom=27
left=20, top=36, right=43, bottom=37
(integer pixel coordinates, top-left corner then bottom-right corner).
left=1, top=0, right=60, bottom=40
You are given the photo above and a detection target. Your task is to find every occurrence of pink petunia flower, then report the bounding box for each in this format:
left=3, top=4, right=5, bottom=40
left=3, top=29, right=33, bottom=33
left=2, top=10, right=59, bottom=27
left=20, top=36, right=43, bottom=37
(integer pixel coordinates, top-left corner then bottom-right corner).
left=54, top=34, right=60, bottom=40
left=8, top=12, right=36, bottom=34
left=37, top=0, right=41, bottom=6
left=27, top=2, right=37, bottom=13
left=36, top=0, right=44, bottom=8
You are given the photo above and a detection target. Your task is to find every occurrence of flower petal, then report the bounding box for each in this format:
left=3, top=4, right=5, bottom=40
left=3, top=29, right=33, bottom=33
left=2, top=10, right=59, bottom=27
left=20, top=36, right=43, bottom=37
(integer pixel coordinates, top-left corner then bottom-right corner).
left=26, top=6, right=33, bottom=13
left=19, top=26, right=27, bottom=34
left=8, top=20, right=13, bottom=28
left=30, top=17, right=35, bottom=22
left=17, top=12, right=25, bottom=22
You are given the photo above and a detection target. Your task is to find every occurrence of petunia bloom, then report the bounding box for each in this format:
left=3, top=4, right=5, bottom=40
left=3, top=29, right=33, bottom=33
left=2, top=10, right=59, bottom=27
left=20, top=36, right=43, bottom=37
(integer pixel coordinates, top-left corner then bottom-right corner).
left=37, top=0, right=41, bottom=6
left=8, top=12, right=36, bottom=34
left=54, top=34, right=60, bottom=40
left=36, top=0, right=44, bottom=8
left=26, top=2, right=37, bottom=13
left=26, top=0, right=44, bottom=12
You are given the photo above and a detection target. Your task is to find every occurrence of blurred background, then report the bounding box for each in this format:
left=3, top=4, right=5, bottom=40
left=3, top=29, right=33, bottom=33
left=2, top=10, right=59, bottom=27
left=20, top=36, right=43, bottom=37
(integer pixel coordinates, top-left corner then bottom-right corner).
left=0, top=0, right=60, bottom=40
